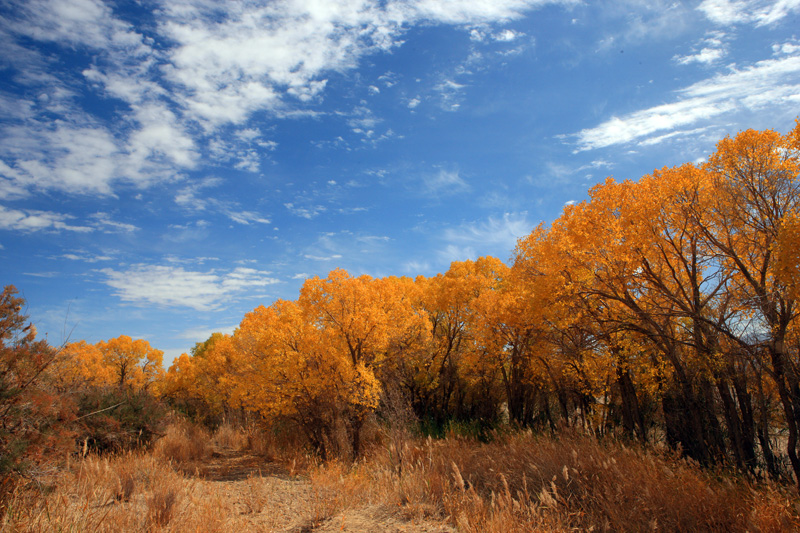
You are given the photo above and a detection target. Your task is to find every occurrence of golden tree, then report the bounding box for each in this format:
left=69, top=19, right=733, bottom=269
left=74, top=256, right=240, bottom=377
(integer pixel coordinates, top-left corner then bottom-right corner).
left=95, top=335, right=165, bottom=393
left=50, top=340, right=113, bottom=392
left=695, top=123, right=800, bottom=480
left=234, top=298, right=380, bottom=458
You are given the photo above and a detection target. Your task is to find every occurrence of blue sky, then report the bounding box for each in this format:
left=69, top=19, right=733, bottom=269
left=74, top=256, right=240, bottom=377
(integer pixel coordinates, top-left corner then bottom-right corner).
left=2, top=0, right=799, bottom=363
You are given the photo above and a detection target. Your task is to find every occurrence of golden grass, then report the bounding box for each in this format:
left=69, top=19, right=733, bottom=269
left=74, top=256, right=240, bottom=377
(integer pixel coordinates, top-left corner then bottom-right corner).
left=153, top=419, right=214, bottom=464
left=306, top=430, right=800, bottom=532
left=3, top=423, right=797, bottom=532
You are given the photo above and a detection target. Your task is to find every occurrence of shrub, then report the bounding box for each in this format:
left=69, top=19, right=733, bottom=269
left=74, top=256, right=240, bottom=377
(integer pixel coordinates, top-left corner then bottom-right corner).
left=0, top=286, right=74, bottom=510
left=154, top=420, right=213, bottom=464
left=73, top=385, right=168, bottom=453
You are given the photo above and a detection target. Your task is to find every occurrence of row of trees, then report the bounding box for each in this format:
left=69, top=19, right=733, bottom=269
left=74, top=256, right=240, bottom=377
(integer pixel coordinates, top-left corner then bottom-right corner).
left=161, top=123, right=800, bottom=482
left=3, top=123, right=798, bottom=491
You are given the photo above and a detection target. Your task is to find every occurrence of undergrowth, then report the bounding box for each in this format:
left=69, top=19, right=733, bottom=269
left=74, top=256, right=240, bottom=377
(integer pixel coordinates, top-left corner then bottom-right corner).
left=3, top=422, right=798, bottom=532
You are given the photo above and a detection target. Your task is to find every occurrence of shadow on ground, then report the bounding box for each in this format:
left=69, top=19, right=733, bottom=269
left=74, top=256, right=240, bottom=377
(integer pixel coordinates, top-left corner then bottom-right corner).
left=182, top=448, right=292, bottom=481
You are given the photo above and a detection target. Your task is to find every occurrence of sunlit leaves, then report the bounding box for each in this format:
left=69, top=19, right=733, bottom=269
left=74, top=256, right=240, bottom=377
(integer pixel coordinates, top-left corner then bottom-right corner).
left=95, top=335, right=165, bottom=393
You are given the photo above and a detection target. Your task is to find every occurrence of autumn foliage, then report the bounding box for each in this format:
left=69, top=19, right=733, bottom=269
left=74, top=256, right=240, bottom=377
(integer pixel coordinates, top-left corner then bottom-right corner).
left=159, top=122, right=800, bottom=487
left=0, top=286, right=73, bottom=501
left=3, top=123, right=800, bottom=517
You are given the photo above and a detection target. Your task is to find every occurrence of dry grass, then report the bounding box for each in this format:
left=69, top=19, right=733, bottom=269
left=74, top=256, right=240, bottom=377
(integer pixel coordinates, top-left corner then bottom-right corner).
left=0, top=447, right=316, bottom=532
left=146, top=483, right=179, bottom=529
left=2, top=422, right=797, bottom=532
left=153, top=420, right=214, bottom=464
left=306, top=429, right=800, bottom=532
left=212, top=422, right=249, bottom=451
left=1, top=451, right=188, bottom=532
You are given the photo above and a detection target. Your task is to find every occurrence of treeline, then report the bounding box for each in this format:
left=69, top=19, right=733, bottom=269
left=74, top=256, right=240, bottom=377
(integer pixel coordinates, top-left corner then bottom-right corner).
left=2, top=123, right=798, bottom=497
left=161, top=123, right=800, bottom=481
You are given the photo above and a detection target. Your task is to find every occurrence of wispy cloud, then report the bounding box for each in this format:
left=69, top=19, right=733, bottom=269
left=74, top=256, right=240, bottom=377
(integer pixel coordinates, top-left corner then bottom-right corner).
left=469, top=27, right=526, bottom=42
left=573, top=51, right=800, bottom=151
left=1, top=0, right=572, bottom=200
left=424, top=169, right=470, bottom=195
left=302, top=230, right=390, bottom=264
left=175, top=177, right=270, bottom=225
left=176, top=324, right=238, bottom=341
left=225, top=210, right=271, bottom=225
left=285, top=202, right=326, bottom=219
left=24, top=271, right=60, bottom=278
left=674, top=32, right=729, bottom=65
left=100, top=264, right=280, bottom=311
left=303, top=253, right=344, bottom=262
left=60, top=251, right=114, bottom=263
left=434, top=79, right=468, bottom=111
left=0, top=205, right=93, bottom=232
left=89, top=212, right=138, bottom=233
left=698, top=0, right=800, bottom=27
left=439, top=212, right=532, bottom=263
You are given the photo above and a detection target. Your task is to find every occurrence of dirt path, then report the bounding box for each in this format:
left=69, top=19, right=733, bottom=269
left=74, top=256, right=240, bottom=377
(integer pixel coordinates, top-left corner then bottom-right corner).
left=182, top=448, right=454, bottom=533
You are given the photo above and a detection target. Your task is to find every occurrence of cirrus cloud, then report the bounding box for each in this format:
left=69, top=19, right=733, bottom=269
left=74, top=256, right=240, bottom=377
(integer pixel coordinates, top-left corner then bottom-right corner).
left=100, top=264, right=280, bottom=310
left=573, top=51, right=800, bottom=151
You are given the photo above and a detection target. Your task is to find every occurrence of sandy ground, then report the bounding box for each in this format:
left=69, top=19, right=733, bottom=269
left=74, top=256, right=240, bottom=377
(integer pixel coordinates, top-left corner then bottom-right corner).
left=179, top=448, right=454, bottom=533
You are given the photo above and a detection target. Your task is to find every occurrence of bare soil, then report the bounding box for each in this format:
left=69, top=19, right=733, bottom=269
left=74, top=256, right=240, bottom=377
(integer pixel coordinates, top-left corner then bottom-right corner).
left=182, top=447, right=454, bottom=533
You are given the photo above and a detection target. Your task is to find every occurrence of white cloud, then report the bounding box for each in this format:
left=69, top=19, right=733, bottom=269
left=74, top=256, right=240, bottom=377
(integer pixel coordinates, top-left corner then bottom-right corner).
left=403, top=260, right=431, bottom=274
left=0, top=205, right=93, bottom=232
left=126, top=103, right=198, bottom=172
left=100, top=264, right=280, bottom=310
left=758, top=0, right=800, bottom=24
left=2, top=0, right=574, bottom=200
left=0, top=106, right=199, bottom=197
left=346, top=106, right=381, bottom=136
left=0, top=2, right=203, bottom=196
left=438, top=244, right=478, bottom=264
left=773, top=41, right=800, bottom=55
left=2, top=123, right=121, bottom=196
left=303, top=230, right=389, bottom=263
left=698, top=0, right=800, bottom=26
left=176, top=324, right=238, bottom=341
left=424, top=169, right=470, bottom=194
left=434, top=79, right=468, bottom=111
left=405, top=0, right=572, bottom=24
left=494, top=29, right=524, bottom=41
left=24, top=271, right=60, bottom=278
left=469, top=26, right=526, bottom=42
left=304, top=253, right=343, bottom=261
left=469, top=28, right=486, bottom=41
left=175, top=177, right=269, bottom=224
left=574, top=53, right=800, bottom=151
left=9, top=0, right=148, bottom=52
left=89, top=212, right=138, bottom=233
left=440, top=212, right=532, bottom=261
left=593, top=0, right=693, bottom=50
left=0, top=205, right=139, bottom=234
left=225, top=210, right=271, bottom=225
left=285, top=202, right=326, bottom=219
left=636, top=126, right=713, bottom=146
left=675, top=47, right=725, bottom=65
left=175, top=177, right=223, bottom=209
left=697, top=0, right=750, bottom=25
left=60, top=251, right=114, bottom=262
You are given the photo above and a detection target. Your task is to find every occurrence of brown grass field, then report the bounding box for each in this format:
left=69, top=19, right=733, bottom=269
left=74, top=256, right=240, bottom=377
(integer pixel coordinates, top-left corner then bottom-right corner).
left=3, top=421, right=799, bottom=532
